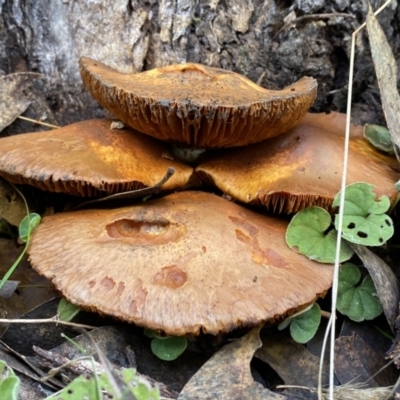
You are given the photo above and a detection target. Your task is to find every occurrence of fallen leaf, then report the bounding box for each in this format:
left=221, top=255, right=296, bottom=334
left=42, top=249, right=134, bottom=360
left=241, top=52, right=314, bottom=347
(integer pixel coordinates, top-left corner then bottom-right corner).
left=179, top=327, right=286, bottom=400
left=0, top=178, right=27, bottom=226
left=0, top=72, right=42, bottom=132
left=335, top=333, right=396, bottom=387
left=256, top=333, right=328, bottom=398
left=366, top=4, right=400, bottom=162
left=350, top=243, right=399, bottom=332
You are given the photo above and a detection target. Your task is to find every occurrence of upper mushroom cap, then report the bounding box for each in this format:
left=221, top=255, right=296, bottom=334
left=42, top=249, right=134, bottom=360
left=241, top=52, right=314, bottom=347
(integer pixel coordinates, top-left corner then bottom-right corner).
left=0, top=119, right=194, bottom=197
left=79, top=57, right=317, bottom=148
left=196, top=121, right=399, bottom=213
left=28, top=191, right=333, bottom=336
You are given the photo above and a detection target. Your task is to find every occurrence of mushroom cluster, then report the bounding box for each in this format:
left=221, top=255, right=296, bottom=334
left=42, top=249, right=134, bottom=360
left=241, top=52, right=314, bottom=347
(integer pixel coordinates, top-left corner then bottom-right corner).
left=0, top=58, right=397, bottom=336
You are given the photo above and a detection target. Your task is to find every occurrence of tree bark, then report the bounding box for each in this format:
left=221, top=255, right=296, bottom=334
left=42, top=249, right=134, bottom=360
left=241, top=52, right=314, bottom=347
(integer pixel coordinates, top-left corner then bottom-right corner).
left=1, top=0, right=398, bottom=133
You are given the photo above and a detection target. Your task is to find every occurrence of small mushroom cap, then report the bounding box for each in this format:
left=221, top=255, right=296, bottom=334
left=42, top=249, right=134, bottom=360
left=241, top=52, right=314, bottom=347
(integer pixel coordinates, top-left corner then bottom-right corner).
left=28, top=191, right=333, bottom=336
left=0, top=119, right=194, bottom=196
left=196, top=122, right=399, bottom=213
left=79, top=57, right=317, bottom=148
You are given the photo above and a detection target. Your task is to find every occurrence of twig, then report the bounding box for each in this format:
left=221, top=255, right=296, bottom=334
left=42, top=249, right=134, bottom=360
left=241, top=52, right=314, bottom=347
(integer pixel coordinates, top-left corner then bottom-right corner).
left=276, top=13, right=355, bottom=37
left=18, top=115, right=59, bottom=129
left=0, top=317, right=96, bottom=330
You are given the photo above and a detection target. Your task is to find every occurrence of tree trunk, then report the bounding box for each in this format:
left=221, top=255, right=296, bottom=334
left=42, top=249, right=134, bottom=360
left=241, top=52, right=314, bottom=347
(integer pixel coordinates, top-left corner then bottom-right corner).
left=1, top=0, right=398, bottom=133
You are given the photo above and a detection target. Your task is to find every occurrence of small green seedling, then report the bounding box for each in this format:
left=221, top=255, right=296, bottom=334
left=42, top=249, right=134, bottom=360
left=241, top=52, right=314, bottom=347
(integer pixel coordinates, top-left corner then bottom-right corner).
left=363, top=124, right=395, bottom=155
left=0, top=212, right=41, bottom=290
left=285, top=206, right=353, bottom=263
left=46, top=367, right=160, bottom=400
left=144, top=329, right=187, bottom=361
left=57, top=298, right=81, bottom=322
left=337, top=263, right=383, bottom=322
left=278, top=303, right=321, bottom=344
left=332, top=183, right=394, bottom=246
left=0, top=360, right=20, bottom=400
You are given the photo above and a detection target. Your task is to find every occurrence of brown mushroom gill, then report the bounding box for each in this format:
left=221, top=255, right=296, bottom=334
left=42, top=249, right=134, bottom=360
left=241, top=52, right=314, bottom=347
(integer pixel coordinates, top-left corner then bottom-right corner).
left=79, top=57, right=317, bottom=148
left=28, top=191, right=333, bottom=336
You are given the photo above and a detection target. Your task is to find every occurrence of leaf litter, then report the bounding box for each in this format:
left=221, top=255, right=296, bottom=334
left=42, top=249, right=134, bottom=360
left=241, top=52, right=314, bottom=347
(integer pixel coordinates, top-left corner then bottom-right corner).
left=0, top=72, right=42, bottom=132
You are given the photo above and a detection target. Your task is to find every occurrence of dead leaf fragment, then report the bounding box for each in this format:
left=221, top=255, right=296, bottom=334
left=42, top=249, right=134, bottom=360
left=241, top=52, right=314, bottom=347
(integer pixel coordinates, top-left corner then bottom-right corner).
left=0, top=177, right=27, bottom=226
left=335, top=333, right=396, bottom=387
left=179, top=327, right=285, bottom=400
left=350, top=243, right=399, bottom=332
left=256, top=333, right=328, bottom=398
left=0, top=72, right=42, bottom=132
left=366, top=4, right=400, bottom=162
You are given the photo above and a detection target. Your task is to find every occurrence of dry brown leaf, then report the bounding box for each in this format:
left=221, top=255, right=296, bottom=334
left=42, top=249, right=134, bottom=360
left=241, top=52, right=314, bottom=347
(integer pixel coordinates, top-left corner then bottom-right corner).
left=0, top=72, right=42, bottom=132
left=350, top=243, right=399, bottom=332
left=0, top=178, right=27, bottom=226
left=366, top=4, right=400, bottom=162
left=256, top=333, right=328, bottom=399
left=178, top=327, right=285, bottom=400
left=336, top=319, right=397, bottom=388
left=335, top=333, right=395, bottom=387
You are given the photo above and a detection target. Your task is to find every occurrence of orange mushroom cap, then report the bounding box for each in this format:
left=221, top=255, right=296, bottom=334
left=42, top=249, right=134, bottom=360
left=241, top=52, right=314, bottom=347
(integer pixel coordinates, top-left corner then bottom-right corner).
left=28, top=191, right=333, bottom=336
left=196, top=122, right=399, bottom=213
left=79, top=57, right=317, bottom=148
left=0, top=119, right=194, bottom=196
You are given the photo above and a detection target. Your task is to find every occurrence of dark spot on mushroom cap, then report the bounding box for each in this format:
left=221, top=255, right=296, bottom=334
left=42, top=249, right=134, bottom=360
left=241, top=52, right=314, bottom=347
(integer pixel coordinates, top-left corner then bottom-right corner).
left=153, top=265, right=188, bottom=289
left=101, top=276, right=115, bottom=292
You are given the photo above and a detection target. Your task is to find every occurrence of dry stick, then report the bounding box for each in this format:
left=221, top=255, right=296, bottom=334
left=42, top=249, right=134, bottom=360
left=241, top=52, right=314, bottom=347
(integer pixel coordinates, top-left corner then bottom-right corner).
left=17, top=115, right=59, bottom=129
left=0, top=317, right=96, bottom=330
left=317, top=1, right=394, bottom=399
left=18, top=115, right=59, bottom=129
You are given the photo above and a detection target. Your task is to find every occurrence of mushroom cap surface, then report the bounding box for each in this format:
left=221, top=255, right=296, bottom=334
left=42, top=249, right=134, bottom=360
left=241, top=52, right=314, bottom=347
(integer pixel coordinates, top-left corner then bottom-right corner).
left=80, top=57, right=317, bottom=148
left=28, top=191, right=333, bottom=335
left=0, top=119, right=194, bottom=196
left=196, top=123, right=399, bottom=213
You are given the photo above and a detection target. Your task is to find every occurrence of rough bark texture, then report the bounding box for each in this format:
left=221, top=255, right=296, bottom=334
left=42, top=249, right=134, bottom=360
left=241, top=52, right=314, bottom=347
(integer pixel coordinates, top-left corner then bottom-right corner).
left=1, top=0, right=399, bottom=135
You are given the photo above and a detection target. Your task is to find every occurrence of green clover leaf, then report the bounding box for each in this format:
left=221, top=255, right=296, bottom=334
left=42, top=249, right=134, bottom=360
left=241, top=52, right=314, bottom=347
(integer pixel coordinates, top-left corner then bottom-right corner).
left=151, top=336, right=187, bottom=361
left=286, top=206, right=353, bottom=263
left=337, top=263, right=383, bottom=322
left=289, top=303, right=321, bottom=344
left=333, top=183, right=394, bottom=246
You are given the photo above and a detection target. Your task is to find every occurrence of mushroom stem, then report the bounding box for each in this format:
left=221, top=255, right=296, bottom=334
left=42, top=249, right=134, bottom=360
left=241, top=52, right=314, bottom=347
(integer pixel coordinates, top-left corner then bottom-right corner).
left=170, top=144, right=207, bottom=164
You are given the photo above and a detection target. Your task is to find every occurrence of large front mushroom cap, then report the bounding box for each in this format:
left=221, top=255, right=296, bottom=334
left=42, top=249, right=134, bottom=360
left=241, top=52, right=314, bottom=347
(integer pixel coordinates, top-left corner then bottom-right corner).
left=0, top=119, right=194, bottom=196
left=28, top=191, right=333, bottom=336
left=80, top=57, right=317, bottom=148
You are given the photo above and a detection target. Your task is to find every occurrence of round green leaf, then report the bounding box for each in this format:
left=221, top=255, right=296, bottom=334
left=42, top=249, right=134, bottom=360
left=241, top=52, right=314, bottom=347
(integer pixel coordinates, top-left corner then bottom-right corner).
left=286, top=207, right=354, bottom=263
left=337, top=263, right=383, bottom=322
left=151, top=336, right=187, bottom=361
left=333, top=183, right=393, bottom=246
left=363, top=124, right=395, bottom=154
left=290, top=303, right=321, bottom=344
left=18, top=212, right=41, bottom=242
